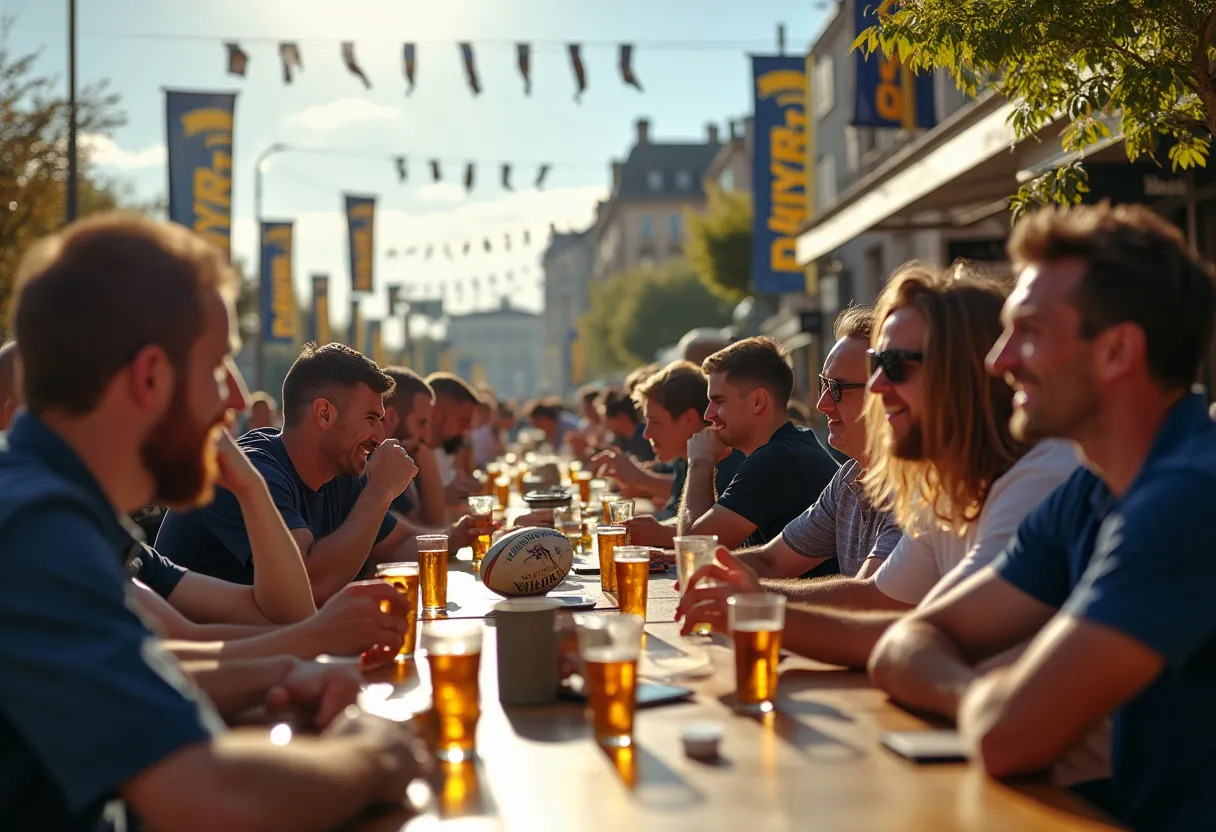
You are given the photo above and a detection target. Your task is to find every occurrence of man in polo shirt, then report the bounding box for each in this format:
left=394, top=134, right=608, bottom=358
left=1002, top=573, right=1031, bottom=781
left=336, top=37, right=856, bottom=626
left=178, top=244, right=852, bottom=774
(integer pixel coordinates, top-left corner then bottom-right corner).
left=0, top=214, right=430, bottom=830
left=868, top=204, right=1216, bottom=828
left=678, top=336, right=837, bottom=549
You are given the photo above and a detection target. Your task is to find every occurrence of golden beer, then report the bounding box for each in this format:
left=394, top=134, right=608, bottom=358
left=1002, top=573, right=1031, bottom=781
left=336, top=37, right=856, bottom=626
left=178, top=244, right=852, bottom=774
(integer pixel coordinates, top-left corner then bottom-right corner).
left=575, top=471, right=592, bottom=504
left=733, top=622, right=782, bottom=712
left=427, top=650, right=482, bottom=761
left=374, top=564, right=419, bottom=658
left=439, top=760, right=480, bottom=816
left=494, top=477, right=510, bottom=510
left=583, top=648, right=638, bottom=747
left=602, top=497, right=618, bottom=524
left=418, top=536, right=449, bottom=615
left=596, top=526, right=627, bottom=593
left=467, top=496, right=494, bottom=571
left=580, top=518, right=596, bottom=554
left=613, top=549, right=650, bottom=618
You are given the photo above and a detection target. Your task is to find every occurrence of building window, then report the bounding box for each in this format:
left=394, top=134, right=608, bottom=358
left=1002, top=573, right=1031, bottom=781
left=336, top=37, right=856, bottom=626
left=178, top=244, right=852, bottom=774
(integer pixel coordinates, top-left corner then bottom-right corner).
left=675, top=170, right=694, bottom=191
left=719, top=167, right=735, bottom=191
left=815, top=154, right=837, bottom=210
left=646, top=171, right=664, bottom=192
left=813, top=55, right=834, bottom=119
left=639, top=214, right=653, bottom=239
left=668, top=212, right=683, bottom=239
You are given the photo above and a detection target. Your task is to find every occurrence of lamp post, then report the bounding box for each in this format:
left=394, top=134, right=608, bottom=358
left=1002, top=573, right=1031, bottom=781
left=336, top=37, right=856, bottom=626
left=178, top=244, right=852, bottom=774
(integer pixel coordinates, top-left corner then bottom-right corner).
left=253, top=142, right=291, bottom=391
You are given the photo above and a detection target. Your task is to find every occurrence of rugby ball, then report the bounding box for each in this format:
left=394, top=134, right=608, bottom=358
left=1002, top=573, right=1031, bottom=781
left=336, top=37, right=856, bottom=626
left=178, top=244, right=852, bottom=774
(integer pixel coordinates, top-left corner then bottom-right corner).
left=480, top=526, right=574, bottom=597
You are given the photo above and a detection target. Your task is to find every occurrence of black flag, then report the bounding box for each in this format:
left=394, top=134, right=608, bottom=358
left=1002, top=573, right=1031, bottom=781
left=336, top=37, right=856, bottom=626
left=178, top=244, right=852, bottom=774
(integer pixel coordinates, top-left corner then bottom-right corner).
left=403, top=43, right=417, bottom=94
left=424, top=245, right=434, bottom=260
left=280, top=42, right=303, bottom=83
left=501, top=164, right=513, bottom=191
left=620, top=44, right=643, bottom=91
left=483, top=239, right=492, bottom=253
left=535, top=165, right=552, bottom=190
left=444, top=243, right=454, bottom=260
left=460, top=43, right=481, bottom=95
left=226, top=43, right=248, bottom=77
left=504, top=233, right=512, bottom=252
left=395, top=156, right=407, bottom=183
left=568, top=44, right=587, bottom=101
left=463, top=241, right=472, bottom=255
left=430, top=160, right=442, bottom=182
left=342, top=42, right=371, bottom=89
left=517, top=43, right=532, bottom=95
left=523, top=229, right=532, bottom=245
left=464, top=162, right=475, bottom=193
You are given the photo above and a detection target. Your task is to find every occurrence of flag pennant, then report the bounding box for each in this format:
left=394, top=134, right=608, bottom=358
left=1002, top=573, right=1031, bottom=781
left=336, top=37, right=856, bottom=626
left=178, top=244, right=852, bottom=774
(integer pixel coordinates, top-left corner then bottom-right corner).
left=517, top=43, right=532, bottom=95
left=459, top=43, right=481, bottom=95
left=483, top=238, right=492, bottom=253
left=395, top=156, right=408, bottom=183
left=462, top=241, right=472, bottom=255
left=523, top=229, right=531, bottom=245
left=535, top=165, right=552, bottom=190
left=504, top=233, right=512, bottom=252
left=403, top=43, right=417, bottom=94
left=501, top=163, right=513, bottom=191
left=342, top=42, right=372, bottom=89
left=387, top=248, right=399, bottom=259
left=280, top=42, right=303, bottom=83
left=226, top=43, right=248, bottom=77
left=405, top=245, right=418, bottom=256
left=620, top=44, right=643, bottom=91
left=430, top=160, right=442, bottom=182
left=464, top=162, right=475, bottom=193
left=425, top=244, right=434, bottom=260
left=568, top=44, right=587, bottom=102
left=444, top=243, right=454, bottom=260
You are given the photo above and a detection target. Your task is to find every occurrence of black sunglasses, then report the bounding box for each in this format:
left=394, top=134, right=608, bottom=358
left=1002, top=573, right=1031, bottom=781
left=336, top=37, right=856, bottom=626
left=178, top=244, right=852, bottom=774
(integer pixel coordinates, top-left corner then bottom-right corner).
left=867, top=348, right=925, bottom=384
left=818, top=374, right=867, bottom=402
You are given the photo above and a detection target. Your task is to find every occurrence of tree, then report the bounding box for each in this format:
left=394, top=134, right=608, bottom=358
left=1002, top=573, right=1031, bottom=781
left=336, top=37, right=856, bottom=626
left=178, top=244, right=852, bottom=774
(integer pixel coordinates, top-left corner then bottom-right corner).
left=685, top=184, right=753, bottom=301
left=577, top=271, right=630, bottom=374
left=857, top=1, right=1216, bottom=217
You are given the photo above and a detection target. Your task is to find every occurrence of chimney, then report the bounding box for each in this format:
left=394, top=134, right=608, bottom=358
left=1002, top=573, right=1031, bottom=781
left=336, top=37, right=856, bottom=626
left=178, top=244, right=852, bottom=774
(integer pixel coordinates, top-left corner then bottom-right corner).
left=707, top=122, right=720, bottom=145
left=729, top=119, right=739, bottom=141
left=636, top=118, right=650, bottom=146
left=611, top=161, right=624, bottom=193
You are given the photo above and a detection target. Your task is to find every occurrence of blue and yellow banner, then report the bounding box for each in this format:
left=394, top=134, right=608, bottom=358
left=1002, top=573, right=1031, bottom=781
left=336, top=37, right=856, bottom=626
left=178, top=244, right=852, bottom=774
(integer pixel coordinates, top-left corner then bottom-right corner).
left=311, top=274, right=331, bottom=345
left=259, top=222, right=295, bottom=345
left=345, top=195, right=376, bottom=294
left=852, top=3, right=935, bottom=129
left=166, top=91, right=236, bottom=256
left=348, top=298, right=364, bottom=350
left=751, top=56, right=809, bottom=295
left=365, top=319, right=384, bottom=366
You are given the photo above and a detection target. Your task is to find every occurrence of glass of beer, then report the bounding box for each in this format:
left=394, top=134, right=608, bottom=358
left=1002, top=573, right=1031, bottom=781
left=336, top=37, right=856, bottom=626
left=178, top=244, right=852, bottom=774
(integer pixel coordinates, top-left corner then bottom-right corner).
left=581, top=516, right=598, bottom=556
left=418, top=534, right=450, bottom=616
left=494, top=476, right=510, bottom=510
left=609, top=499, right=635, bottom=525
left=727, top=593, right=786, bottom=714
left=574, top=470, right=593, bottom=504
left=574, top=613, right=643, bottom=748
left=613, top=546, right=650, bottom=618
left=675, top=536, right=719, bottom=635
left=373, top=562, right=419, bottom=659
left=466, top=496, right=494, bottom=570
left=553, top=504, right=583, bottom=554
left=422, top=620, right=483, bottom=762
left=601, top=495, right=619, bottom=524
left=596, top=525, right=627, bottom=593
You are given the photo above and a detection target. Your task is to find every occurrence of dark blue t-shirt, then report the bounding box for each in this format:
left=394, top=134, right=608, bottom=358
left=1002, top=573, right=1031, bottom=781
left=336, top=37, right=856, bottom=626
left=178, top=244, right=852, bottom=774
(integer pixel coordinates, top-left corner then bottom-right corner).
left=993, top=393, right=1216, bottom=830
left=0, top=414, right=221, bottom=830
left=155, top=429, right=396, bottom=585
left=131, top=544, right=188, bottom=599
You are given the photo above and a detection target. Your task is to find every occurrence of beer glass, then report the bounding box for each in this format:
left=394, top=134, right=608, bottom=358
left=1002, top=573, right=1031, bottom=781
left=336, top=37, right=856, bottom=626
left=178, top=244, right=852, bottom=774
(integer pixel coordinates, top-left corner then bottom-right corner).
left=596, top=525, right=627, bottom=593
left=553, top=504, right=583, bottom=554
left=494, top=476, right=510, bottom=510
left=373, top=562, right=419, bottom=659
left=613, top=546, right=650, bottom=618
left=674, top=535, right=719, bottom=635
left=581, top=516, right=598, bottom=556
left=574, top=613, right=643, bottom=748
left=727, top=593, right=786, bottom=714
left=601, top=496, right=619, bottom=524
left=467, top=496, right=494, bottom=569
left=418, top=534, right=450, bottom=616
left=422, top=620, right=483, bottom=762
left=609, top=499, right=635, bottom=525
left=574, top=470, right=593, bottom=504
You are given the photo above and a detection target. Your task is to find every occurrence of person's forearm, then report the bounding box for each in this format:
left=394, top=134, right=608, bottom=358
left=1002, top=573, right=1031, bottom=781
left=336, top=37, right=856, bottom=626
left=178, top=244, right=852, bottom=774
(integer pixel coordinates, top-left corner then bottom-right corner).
left=307, top=488, right=395, bottom=601
left=175, top=653, right=295, bottom=717
left=868, top=619, right=977, bottom=719
left=758, top=575, right=911, bottom=610
left=233, top=481, right=317, bottom=623
left=163, top=614, right=332, bottom=663
left=678, top=460, right=717, bottom=535
left=735, top=541, right=829, bottom=580
left=781, top=606, right=904, bottom=668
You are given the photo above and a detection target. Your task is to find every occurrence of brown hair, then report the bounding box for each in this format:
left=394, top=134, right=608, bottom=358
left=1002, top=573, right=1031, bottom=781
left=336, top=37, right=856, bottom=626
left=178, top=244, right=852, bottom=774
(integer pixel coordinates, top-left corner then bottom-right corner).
left=281, top=342, right=395, bottom=426
left=701, top=336, right=794, bottom=407
left=632, top=360, right=709, bottom=421
left=526, top=398, right=562, bottom=422
left=599, top=386, right=639, bottom=423
left=1009, top=202, right=1216, bottom=389
left=11, top=213, right=236, bottom=415
left=623, top=363, right=660, bottom=396
left=861, top=264, right=1026, bottom=535
left=833, top=303, right=875, bottom=341
left=426, top=372, right=479, bottom=405
left=383, top=366, right=434, bottom=416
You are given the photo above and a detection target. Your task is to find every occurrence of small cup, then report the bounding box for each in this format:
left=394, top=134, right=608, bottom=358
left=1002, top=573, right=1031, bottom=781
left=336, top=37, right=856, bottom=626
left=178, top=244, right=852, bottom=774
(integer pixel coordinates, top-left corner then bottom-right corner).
left=681, top=722, right=724, bottom=760
left=494, top=597, right=563, bottom=705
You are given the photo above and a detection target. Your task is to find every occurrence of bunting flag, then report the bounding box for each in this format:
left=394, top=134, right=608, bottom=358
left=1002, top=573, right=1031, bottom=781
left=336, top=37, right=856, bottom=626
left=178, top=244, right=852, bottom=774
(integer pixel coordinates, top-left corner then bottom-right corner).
left=535, top=165, right=552, bottom=190
left=348, top=298, right=363, bottom=350
left=166, top=91, right=236, bottom=257
left=280, top=42, right=303, bottom=83
left=430, top=160, right=442, bottom=182
left=444, top=243, right=454, bottom=259
left=342, top=42, right=372, bottom=89
left=344, top=194, right=376, bottom=293
left=311, top=274, right=331, bottom=344
left=569, top=44, right=587, bottom=102
left=620, top=44, right=643, bottom=91
left=226, top=43, right=248, bottom=77
left=523, top=229, right=531, bottom=245
left=459, top=43, right=481, bottom=95
left=483, top=238, right=492, bottom=253
left=259, top=222, right=296, bottom=345
left=517, top=43, right=532, bottom=95
left=501, top=164, right=513, bottom=191
left=462, top=241, right=471, bottom=255
left=504, top=233, right=511, bottom=252
left=403, top=43, right=417, bottom=94
left=424, top=244, right=434, bottom=260
left=395, top=156, right=407, bottom=183
left=405, top=245, right=418, bottom=256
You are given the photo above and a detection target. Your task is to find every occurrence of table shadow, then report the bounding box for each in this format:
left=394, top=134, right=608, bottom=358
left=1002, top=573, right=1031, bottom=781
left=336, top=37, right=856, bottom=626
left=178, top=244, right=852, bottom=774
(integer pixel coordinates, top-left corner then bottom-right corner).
left=715, top=693, right=866, bottom=763
left=778, top=666, right=876, bottom=693
left=502, top=699, right=590, bottom=743
left=601, top=743, right=705, bottom=810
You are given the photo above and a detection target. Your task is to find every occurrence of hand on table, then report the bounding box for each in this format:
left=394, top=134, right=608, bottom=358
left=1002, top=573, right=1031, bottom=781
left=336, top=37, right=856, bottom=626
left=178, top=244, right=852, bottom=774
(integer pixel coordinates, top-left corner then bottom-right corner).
left=324, top=709, right=436, bottom=802
left=687, top=427, right=730, bottom=467
left=675, top=547, right=762, bottom=636
left=265, top=659, right=364, bottom=729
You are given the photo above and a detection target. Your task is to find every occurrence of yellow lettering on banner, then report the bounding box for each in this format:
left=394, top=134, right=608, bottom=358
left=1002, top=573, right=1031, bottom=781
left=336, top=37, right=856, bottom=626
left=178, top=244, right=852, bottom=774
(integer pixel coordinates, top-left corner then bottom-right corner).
left=756, top=70, right=808, bottom=101
left=180, top=109, right=233, bottom=138
left=192, top=149, right=232, bottom=250
left=768, top=204, right=805, bottom=236
left=271, top=252, right=295, bottom=340
left=771, top=127, right=805, bottom=165
left=876, top=54, right=903, bottom=121
left=770, top=160, right=805, bottom=195
left=353, top=226, right=373, bottom=291
left=770, top=238, right=799, bottom=272
left=757, top=65, right=808, bottom=279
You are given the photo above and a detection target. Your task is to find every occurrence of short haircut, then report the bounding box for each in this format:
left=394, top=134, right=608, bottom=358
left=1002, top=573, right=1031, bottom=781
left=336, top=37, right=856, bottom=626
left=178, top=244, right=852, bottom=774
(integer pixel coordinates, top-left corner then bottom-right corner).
left=833, top=303, right=875, bottom=341
left=1009, top=202, right=1216, bottom=389
left=10, top=213, right=236, bottom=415
left=701, top=336, right=794, bottom=407
left=623, top=363, right=660, bottom=396
left=426, top=372, right=479, bottom=405
left=281, top=342, right=395, bottom=426
left=578, top=385, right=601, bottom=407
left=383, top=366, right=435, bottom=416
left=248, top=391, right=276, bottom=410
left=632, top=360, right=708, bottom=421
left=526, top=399, right=561, bottom=422
left=599, top=386, right=639, bottom=423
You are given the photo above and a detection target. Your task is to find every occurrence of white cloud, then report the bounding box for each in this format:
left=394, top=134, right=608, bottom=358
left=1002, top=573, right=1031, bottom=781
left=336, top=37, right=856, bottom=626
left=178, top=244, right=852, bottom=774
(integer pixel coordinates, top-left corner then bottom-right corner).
left=288, top=98, right=402, bottom=132
left=414, top=182, right=466, bottom=202
left=81, top=134, right=166, bottom=169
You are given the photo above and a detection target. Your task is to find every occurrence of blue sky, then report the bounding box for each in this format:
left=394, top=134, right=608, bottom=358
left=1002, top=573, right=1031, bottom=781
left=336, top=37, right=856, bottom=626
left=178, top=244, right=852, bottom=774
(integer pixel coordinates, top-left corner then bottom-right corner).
left=11, top=0, right=830, bottom=341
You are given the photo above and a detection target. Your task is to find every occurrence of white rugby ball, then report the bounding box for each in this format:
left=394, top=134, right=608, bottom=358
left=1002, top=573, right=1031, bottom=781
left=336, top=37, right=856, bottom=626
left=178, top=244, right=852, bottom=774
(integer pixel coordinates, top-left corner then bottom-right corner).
left=480, top=527, right=573, bottom=597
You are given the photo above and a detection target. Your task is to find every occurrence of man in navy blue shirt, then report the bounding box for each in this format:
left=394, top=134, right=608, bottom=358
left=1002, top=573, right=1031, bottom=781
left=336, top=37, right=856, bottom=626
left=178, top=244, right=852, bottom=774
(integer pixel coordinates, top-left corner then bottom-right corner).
left=869, top=203, right=1216, bottom=829
left=1, top=214, right=430, bottom=830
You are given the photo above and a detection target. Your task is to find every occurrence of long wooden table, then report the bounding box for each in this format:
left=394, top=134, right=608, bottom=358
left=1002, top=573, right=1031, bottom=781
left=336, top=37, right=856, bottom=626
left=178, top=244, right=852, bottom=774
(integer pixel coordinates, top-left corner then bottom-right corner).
left=356, top=542, right=1122, bottom=832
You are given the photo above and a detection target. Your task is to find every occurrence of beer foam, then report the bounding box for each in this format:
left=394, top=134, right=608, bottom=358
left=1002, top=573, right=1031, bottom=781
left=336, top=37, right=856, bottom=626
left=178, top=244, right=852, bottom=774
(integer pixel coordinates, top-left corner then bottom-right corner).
left=583, top=646, right=640, bottom=663
left=733, top=620, right=782, bottom=633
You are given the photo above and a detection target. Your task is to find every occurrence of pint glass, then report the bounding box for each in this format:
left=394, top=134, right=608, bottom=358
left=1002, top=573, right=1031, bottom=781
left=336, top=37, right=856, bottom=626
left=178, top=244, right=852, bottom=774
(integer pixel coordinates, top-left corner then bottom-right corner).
left=373, top=562, right=419, bottom=659
left=423, top=620, right=484, bottom=762
left=574, top=613, right=643, bottom=748
left=727, top=593, right=786, bottom=714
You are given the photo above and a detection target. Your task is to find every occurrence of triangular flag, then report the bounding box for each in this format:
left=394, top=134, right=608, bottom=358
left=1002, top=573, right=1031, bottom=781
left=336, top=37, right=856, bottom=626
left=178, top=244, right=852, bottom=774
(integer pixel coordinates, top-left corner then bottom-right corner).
left=568, top=44, right=587, bottom=102
left=280, top=42, right=303, bottom=84
left=226, top=43, right=248, bottom=77
left=535, top=165, right=552, bottom=190
left=424, top=245, right=434, bottom=260
left=405, top=245, right=418, bottom=256
left=464, top=162, right=475, bottom=193
left=430, top=160, right=442, bottom=182
left=444, top=243, right=454, bottom=260
left=483, top=238, right=492, bottom=253
left=463, top=241, right=472, bottom=255
left=403, top=43, right=417, bottom=94
left=387, top=248, right=399, bottom=259
left=619, top=44, right=643, bottom=91
left=517, top=43, right=532, bottom=95
left=523, top=229, right=531, bottom=245
left=504, top=233, right=512, bottom=252
left=342, top=42, right=372, bottom=89
left=459, top=43, right=481, bottom=95
left=395, top=156, right=408, bottom=183
left=501, top=164, right=513, bottom=191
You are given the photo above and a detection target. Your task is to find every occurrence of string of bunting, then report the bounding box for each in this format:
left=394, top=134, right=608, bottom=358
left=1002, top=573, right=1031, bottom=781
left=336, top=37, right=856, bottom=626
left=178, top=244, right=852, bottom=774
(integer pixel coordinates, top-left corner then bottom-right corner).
left=384, top=228, right=534, bottom=260
left=225, top=39, right=645, bottom=99
left=392, top=156, right=551, bottom=193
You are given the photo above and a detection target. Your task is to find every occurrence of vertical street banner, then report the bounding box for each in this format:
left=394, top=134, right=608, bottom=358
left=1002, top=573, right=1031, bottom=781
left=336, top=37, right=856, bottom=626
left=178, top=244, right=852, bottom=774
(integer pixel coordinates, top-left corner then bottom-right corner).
left=259, top=222, right=296, bottom=345
left=751, top=56, right=809, bottom=295
left=166, top=91, right=236, bottom=257
left=311, top=274, right=331, bottom=345
left=348, top=298, right=363, bottom=351
left=365, top=319, right=384, bottom=366
left=852, top=3, right=936, bottom=129
left=345, top=195, right=376, bottom=294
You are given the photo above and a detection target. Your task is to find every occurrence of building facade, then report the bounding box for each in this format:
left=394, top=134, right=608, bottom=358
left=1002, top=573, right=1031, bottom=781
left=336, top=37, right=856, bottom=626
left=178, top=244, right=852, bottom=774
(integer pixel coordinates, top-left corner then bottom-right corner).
left=540, top=226, right=595, bottom=397
left=445, top=300, right=544, bottom=401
